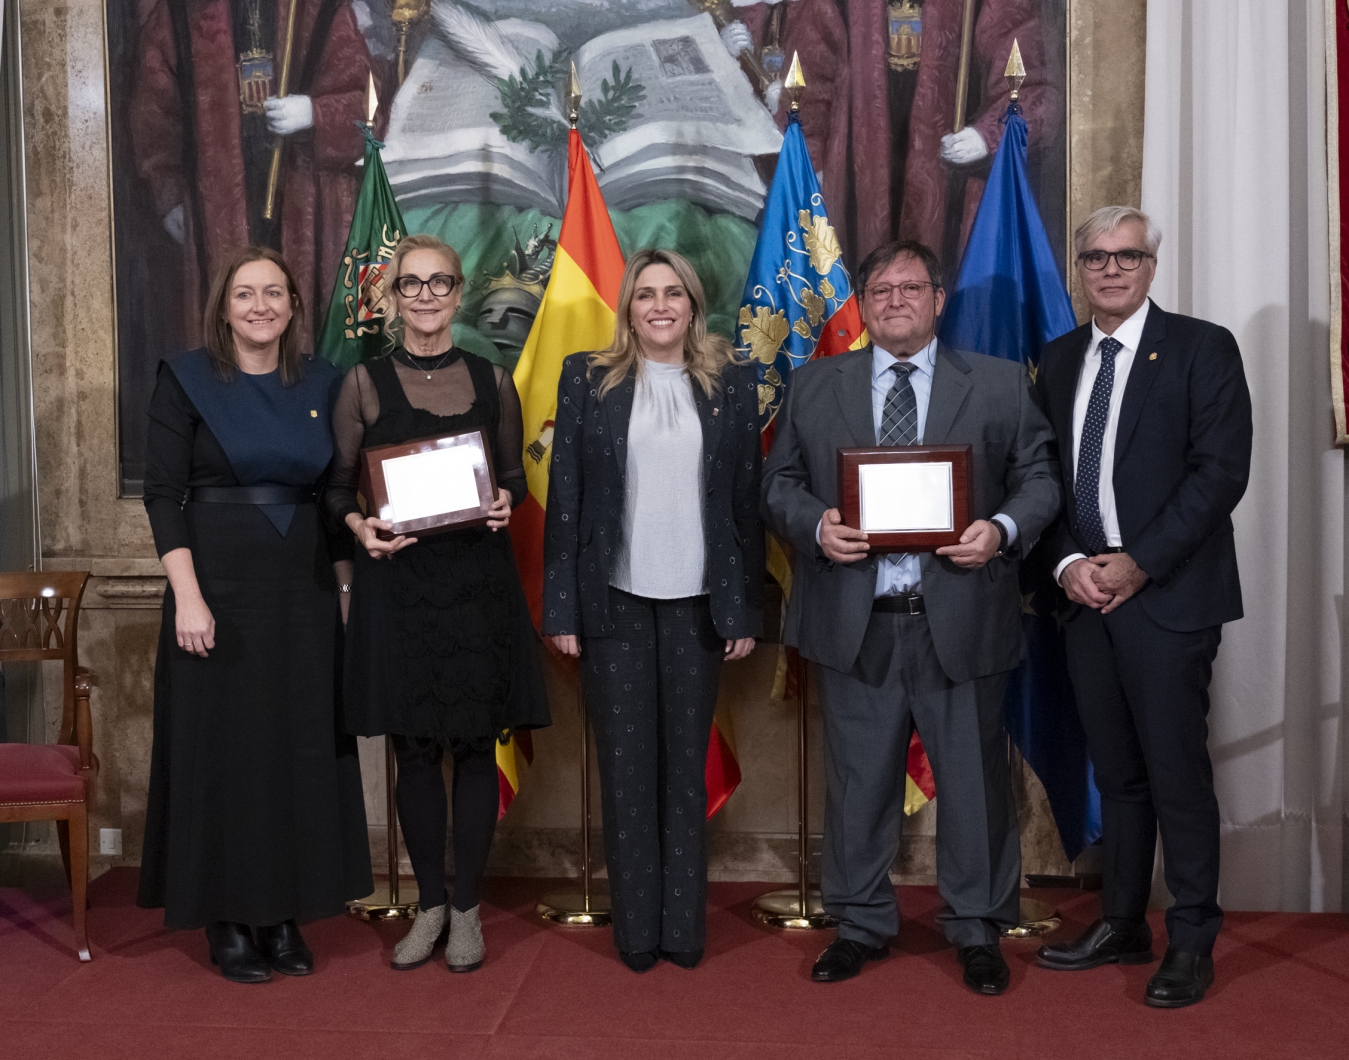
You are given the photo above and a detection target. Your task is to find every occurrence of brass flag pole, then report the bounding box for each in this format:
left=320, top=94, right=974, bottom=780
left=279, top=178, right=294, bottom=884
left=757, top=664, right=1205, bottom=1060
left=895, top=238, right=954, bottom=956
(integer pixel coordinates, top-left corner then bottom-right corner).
left=536, top=684, right=612, bottom=926
left=752, top=652, right=834, bottom=929
left=262, top=0, right=301, bottom=222
left=994, top=38, right=1059, bottom=939
left=347, top=75, right=419, bottom=921
left=535, top=66, right=612, bottom=927
left=750, top=53, right=834, bottom=934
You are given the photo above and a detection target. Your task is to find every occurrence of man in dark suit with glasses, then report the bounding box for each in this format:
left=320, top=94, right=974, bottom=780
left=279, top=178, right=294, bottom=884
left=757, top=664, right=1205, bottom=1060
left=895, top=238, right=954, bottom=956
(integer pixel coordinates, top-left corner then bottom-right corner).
left=762, top=239, right=1060, bottom=995
left=1034, top=206, right=1252, bottom=1008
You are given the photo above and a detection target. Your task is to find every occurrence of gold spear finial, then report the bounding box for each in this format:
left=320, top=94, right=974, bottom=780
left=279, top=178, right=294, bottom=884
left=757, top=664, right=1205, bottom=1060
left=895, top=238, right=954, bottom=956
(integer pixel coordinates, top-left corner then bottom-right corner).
left=1004, top=38, right=1026, bottom=100
left=784, top=51, right=805, bottom=112
left=365, top=72, right=379, bottom=128
left=567, top=62, right=583, bottom=128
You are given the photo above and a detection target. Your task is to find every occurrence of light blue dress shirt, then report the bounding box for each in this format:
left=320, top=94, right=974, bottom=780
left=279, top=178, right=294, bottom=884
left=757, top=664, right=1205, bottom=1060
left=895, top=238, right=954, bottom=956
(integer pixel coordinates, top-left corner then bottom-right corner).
left=868, top=340, right=1017, bottom=597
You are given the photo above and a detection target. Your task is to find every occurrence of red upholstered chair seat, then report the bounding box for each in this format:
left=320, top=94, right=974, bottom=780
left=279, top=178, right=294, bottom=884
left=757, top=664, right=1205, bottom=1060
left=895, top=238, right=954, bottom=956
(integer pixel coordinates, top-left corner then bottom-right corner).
left=0, top=743, right=86, bottom=804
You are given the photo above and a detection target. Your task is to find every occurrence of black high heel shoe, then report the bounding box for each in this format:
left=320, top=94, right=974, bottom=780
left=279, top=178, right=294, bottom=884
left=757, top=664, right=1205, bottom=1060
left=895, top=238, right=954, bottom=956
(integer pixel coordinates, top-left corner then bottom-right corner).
left=256, top=919, right=315, bottom=976
left=206, top=922, right=272, bottom=984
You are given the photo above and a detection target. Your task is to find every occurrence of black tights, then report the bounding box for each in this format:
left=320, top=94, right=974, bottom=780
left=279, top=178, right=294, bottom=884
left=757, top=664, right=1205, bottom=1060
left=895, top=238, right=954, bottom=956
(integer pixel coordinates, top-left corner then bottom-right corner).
left=391, top=735, right=498, bottom=913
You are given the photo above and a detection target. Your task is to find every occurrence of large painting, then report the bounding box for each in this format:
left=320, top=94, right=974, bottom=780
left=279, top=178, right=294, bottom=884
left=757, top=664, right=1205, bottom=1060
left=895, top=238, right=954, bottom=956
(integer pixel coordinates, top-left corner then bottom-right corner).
left=110, top=0, right=1066, bottom=494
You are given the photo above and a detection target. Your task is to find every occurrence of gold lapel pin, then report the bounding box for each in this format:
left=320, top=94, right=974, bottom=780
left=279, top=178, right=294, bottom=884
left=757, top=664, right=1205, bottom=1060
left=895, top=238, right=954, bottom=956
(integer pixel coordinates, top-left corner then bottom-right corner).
left=310, top=409, right=318, bottom=417
left=712, top=408, right=720, bottom=416
left=1149, top=352, right=1158, bottom=361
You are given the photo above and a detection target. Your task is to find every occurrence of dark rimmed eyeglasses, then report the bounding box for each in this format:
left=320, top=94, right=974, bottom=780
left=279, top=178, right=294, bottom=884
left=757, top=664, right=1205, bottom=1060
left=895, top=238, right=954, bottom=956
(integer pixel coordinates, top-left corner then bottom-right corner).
left=1077, top=249, right=1153, bottom=272
left=394, top=273, right=458, bottom=298
left=864, top=281, right=939, bottom=302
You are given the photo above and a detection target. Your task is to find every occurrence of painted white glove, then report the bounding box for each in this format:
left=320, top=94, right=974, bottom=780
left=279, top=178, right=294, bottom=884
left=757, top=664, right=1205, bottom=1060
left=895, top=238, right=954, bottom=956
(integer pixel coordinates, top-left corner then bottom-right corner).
left=264, top=95, right=314, bottom=136
left=940, top=126, right=989, bottom=165
left=720, top=20, right=753, bottom=57
left=163, top=203, right=186, bottom=245
left=764, top=80, right=783, bottom=115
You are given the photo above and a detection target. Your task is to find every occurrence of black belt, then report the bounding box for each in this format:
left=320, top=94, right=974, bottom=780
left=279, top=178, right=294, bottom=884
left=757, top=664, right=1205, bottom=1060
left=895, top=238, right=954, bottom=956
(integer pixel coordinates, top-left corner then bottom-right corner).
left=872, top=592, right=926, bottom=615
left=184, top=486, right=315, bottom=504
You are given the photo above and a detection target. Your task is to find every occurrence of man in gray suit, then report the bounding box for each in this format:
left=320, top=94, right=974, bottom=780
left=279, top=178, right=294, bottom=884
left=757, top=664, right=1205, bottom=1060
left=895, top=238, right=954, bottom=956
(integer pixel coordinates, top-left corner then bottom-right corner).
left=762, top=240, right=1060, bottom=994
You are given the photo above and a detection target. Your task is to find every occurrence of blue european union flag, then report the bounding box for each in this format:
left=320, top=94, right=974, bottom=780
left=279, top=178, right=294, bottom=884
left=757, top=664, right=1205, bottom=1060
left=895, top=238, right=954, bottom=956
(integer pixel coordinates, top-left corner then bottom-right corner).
left=940, top=106, right=1102, bottom=862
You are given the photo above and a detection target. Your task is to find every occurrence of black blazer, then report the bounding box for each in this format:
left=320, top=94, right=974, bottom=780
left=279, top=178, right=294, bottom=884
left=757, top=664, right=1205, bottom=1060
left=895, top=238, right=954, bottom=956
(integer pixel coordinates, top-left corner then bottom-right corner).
left=541, top=353, right=764, bottom=640
left=1035, top=300, right=1252, bottom=632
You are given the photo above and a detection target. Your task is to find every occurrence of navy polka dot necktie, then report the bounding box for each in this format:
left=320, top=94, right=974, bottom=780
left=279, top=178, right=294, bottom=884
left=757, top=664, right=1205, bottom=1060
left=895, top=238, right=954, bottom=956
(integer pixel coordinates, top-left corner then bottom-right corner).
left=1074, top=336, right=1123, bottom=556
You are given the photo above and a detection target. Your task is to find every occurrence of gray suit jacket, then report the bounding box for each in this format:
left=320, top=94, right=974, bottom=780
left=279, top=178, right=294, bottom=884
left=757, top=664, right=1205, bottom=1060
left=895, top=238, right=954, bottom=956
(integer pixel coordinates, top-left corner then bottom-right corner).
left=761, top=342, right=1060, bottom=682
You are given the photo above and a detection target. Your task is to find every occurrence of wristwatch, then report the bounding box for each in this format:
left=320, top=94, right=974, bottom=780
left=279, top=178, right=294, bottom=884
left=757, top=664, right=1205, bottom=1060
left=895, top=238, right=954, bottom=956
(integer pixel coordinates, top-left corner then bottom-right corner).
left=338, top=583, right=353, bottom=593
left=993, top=520, right=1009, bottom=558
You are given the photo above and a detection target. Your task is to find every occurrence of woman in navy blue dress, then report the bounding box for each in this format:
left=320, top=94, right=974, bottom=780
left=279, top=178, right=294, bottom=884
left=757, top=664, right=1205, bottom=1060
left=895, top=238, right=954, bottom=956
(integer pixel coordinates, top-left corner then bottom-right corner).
left=138, top=246, right=372, bottom=983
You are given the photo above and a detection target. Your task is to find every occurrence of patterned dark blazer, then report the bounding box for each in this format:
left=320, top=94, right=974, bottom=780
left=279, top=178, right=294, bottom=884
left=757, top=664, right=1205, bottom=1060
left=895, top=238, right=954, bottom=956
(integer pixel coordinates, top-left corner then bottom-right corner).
left=541, top=352, right=764, bottom=640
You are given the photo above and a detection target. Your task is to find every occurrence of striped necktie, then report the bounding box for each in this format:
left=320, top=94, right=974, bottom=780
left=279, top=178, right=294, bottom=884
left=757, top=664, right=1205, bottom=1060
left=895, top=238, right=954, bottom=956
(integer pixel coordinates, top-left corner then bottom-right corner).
left=879, top=362, right=918, bottom=446
left=1073, top=336, right=1123, bottom=556
left=878, top=361, right=918, bottom=588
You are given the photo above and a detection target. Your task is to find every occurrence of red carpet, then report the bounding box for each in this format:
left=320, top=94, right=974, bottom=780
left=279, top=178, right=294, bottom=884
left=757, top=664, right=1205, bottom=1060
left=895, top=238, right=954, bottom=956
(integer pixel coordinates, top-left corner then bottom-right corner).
left=2, top=869, right=1347, bottom=1059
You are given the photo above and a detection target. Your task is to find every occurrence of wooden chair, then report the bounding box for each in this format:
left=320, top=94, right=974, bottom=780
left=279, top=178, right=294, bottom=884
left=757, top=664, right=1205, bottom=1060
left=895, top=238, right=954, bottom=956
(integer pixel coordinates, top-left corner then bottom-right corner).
left=0, top=571, right=99, bottom=960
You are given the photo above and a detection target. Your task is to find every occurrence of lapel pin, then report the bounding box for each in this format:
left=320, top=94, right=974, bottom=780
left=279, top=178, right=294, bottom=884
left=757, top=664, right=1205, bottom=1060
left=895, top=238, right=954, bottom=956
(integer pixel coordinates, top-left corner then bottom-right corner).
left=1149, top=352, right=1158, bottom=361
left=713, top=408, right=720, bottom=416
left=310, top=409, right=318, bottom=417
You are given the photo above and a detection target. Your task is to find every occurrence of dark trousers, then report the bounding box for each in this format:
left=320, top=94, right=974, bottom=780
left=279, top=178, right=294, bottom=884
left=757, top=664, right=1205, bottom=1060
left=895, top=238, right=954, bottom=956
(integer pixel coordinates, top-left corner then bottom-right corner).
left=391, top=735, right=498, bottom=913
left=816, top=612, right=1020, bottom=949
left=581, top=587, right=724, bottom=954
left=1063, top=598, right=1224, bottom=955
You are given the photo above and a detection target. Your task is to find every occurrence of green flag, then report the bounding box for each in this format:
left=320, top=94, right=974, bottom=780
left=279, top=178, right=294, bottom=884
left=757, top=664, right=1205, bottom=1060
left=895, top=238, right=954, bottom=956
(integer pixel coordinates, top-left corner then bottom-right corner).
left=319, top=125, right=406, bottom=368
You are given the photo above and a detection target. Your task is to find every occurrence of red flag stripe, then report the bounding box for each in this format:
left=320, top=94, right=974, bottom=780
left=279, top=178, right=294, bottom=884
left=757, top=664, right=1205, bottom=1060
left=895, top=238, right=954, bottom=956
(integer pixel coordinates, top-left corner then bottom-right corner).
left=557, top=130, right=624, bottom=308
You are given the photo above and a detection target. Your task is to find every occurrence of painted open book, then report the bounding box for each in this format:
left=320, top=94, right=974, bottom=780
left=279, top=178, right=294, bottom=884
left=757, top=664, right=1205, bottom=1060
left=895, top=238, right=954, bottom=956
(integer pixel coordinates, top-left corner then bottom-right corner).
left=380, top=7, right=783, bottom=220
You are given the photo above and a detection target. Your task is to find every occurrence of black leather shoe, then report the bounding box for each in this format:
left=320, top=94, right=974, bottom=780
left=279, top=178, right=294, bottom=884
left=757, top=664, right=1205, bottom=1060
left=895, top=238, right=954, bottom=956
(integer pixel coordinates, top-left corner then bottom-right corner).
left=256, top=919, right=315, bottom=977
left=810, top=938, right=888, bottom=983
left=619, top=949, right=659, bottom=973
left=660, top=948, right=703, bottom=970
left=1145, top=947, right=1214, bottom=1008
left=1037, top=918, right=1154, bottom=971
left=206, top=922, right=272, bottom=984
left=957, top=943, right=1010, bottom=996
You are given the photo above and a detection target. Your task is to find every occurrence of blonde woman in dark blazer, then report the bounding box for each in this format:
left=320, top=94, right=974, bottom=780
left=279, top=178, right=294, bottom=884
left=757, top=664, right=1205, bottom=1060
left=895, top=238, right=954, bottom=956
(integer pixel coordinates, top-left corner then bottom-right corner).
left=542, top=248, right=763, bottom=972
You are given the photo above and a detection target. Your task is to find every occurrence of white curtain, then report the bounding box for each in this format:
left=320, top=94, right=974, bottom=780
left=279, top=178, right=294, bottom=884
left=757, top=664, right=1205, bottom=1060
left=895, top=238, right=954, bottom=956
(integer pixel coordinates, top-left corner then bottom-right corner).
left=1141, top=0, right=1347, bottom=912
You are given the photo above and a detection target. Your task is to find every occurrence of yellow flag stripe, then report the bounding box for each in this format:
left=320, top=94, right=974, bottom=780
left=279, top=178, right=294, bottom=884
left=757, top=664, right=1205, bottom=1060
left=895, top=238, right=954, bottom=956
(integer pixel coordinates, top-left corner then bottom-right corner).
left=513, top=245, right=617, bottom=508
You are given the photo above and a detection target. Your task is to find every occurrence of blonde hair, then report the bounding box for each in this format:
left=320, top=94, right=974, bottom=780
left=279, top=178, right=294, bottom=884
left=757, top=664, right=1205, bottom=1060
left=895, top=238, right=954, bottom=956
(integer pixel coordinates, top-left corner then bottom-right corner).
left=389, top=233, right=464, bottom=287
left=588, top=248, right=738, bottom=400
left=1074, top=206, right=1163, bottom=257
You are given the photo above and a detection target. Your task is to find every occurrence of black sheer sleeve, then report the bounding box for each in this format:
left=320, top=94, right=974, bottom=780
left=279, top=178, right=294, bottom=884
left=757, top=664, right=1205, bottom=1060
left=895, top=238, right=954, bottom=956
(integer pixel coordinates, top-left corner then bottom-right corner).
left=493, top=365, right=528, bottom=510
left=324, top=363, right=380, bottom=526
left=143, top=364, right=198, bottom=558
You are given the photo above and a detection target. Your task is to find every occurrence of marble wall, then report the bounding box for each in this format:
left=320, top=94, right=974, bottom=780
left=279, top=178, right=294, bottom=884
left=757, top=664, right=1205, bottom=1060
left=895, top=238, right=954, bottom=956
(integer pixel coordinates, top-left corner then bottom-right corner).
left=12, top=0, right=1148, bottom=886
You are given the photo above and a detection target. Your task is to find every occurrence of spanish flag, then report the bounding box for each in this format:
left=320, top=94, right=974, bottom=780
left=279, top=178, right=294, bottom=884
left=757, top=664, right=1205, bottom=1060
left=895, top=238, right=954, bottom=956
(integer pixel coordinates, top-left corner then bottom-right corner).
left=499, top=128, right=622, bottom=816
left=738, top=107, right=936, bottom=817
left=505, top=127, right=741, bottom=820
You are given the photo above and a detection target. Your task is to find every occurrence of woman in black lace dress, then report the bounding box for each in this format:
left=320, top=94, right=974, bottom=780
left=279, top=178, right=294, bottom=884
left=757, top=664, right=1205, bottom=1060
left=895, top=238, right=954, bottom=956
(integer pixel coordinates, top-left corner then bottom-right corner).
left=326, top=235, right=549, bottom=973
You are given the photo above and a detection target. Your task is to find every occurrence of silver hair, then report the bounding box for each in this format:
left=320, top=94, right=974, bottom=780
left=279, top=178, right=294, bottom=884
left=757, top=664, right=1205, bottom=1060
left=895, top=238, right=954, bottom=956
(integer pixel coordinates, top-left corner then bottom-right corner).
left=1074, top=206, right=1163, bottom=258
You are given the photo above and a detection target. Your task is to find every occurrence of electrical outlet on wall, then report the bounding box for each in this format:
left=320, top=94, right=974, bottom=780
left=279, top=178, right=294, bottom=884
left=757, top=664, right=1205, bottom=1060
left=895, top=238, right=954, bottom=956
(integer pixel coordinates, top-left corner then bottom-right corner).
left=99, top=828, right=122, bottom=856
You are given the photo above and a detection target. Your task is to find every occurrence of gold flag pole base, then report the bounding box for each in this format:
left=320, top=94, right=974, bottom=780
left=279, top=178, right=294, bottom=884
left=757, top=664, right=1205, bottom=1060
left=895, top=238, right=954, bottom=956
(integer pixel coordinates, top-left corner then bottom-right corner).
left=538, top=679, right=610, bottom=927
left=348, top=736, right=419, bottom=921
left=1002, top=896, right=1061, bottom=938
left=752, top=887, right=835, bottom=931
left=536, top=884, right=612, bottom=926
left=346, top=878, right=421, bottom=921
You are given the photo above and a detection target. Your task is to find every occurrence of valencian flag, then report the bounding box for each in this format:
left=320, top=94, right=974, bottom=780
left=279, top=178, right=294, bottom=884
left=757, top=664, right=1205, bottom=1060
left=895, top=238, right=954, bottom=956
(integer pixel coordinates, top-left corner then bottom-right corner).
left=737, top=107, right=937, bottom=816
left=938, top=88, right=1101, bottom=860
left=318, top=125, right=406, bottom=369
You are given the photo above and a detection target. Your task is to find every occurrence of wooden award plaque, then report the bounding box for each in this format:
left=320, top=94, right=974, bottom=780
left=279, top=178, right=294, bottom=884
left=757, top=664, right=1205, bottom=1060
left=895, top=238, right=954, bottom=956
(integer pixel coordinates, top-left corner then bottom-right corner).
left=359, top=428, right=498, bottom=540
left=837, top=444, right=973, bottom=552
